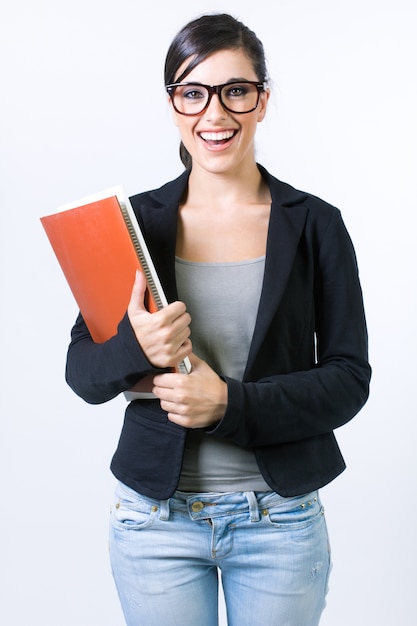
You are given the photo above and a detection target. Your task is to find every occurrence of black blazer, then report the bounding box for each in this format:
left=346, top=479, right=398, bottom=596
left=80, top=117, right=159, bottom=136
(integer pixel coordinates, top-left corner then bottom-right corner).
left=66, top=165, right=371, bottom=499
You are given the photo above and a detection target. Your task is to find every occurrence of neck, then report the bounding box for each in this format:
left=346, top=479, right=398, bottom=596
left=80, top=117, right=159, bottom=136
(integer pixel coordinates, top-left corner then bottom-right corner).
left=185, top=162, right=270, bottom=210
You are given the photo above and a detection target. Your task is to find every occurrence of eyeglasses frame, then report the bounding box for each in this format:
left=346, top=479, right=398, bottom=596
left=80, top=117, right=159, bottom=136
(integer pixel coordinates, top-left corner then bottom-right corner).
left=165, top=80, right=267, bottom=116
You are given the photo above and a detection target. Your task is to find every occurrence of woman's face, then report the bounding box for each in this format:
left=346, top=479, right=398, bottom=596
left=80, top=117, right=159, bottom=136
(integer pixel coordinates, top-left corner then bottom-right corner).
left=169, top=48, right=269, bottom=176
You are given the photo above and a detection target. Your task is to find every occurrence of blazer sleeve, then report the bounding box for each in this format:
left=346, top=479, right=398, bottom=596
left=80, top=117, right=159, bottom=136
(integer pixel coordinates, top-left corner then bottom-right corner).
left=65, top=312, right=162, bottom=404
left=209, top=208, right=371, bottom=447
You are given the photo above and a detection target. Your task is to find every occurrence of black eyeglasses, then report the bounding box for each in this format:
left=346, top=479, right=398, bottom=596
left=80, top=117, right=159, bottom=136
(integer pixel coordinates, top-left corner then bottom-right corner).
left=166, top=81, right=266, bottom=116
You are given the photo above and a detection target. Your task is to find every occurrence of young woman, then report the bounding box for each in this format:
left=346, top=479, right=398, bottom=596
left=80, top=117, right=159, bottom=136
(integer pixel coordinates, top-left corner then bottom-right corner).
left=66, top=13, right=371, bottom=626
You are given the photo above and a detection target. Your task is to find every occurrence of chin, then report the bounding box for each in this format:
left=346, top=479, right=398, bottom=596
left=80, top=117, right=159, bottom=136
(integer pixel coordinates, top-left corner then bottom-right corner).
left=195, top=151, right=239, bottom=175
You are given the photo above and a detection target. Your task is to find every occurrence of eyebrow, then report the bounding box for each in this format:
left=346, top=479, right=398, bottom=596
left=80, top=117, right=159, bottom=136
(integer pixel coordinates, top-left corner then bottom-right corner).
left=178, top=77, right=254, bottom=85
left=228, top=77, right=253, bottom=82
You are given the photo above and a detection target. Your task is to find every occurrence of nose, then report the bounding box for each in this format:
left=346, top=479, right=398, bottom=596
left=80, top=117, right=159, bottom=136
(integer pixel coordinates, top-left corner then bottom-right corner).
left=204, top=93, right=227, bottom=119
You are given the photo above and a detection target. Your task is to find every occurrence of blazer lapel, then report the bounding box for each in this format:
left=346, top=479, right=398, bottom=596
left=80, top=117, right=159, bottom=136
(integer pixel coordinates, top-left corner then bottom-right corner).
left=244, top=173, right=309, bottom=377
left=133, top=171, right=189, bottom=303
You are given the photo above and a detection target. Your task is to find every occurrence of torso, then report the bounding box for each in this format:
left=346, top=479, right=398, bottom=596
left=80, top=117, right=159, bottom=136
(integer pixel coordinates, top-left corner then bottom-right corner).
left=175, top=172, right=272, bottom=492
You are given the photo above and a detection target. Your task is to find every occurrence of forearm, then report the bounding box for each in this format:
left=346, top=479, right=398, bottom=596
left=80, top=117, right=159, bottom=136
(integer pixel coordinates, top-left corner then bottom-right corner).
left=210, top=209, right=371, bottom=447
left=210, top=355, right=370, bottom=447
left=65, top=312, right=162, bottom=404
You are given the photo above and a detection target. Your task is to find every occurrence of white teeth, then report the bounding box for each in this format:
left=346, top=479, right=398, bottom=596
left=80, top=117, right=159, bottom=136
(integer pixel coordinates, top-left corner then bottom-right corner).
left=200, top=130, right=234, bottom=141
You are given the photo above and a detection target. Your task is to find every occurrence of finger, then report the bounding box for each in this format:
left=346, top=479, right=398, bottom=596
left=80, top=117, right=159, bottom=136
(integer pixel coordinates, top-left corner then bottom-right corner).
left=153, top=372, right=182, bottom=390
left=128, top=270, right=148, bottom=315
left=160, top=300, right=190, bottom=326
left=166, top=411, right=197, bottom=428
left=187, top=353, right=202, bottom=369
left=154, top=388, right=186, bottom=415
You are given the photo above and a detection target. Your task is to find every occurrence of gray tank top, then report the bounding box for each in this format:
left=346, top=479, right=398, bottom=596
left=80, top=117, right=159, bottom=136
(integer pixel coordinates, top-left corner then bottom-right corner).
left=175, top=256, right=271, bottom=492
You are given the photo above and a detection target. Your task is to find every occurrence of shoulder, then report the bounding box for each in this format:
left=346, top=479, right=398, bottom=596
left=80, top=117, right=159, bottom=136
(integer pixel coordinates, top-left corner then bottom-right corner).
left=259, top=164, right=345, bottom=237
left=129, top=169, right=190, bottom=212
left=260, top=165, right=338, bottom=214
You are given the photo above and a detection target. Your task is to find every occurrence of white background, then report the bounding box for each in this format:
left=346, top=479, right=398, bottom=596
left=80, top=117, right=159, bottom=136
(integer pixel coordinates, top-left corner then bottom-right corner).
left=1, top=1, right=416, bottom=624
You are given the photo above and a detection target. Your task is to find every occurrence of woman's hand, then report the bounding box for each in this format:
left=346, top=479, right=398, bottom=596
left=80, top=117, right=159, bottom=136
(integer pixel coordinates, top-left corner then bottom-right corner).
left=127, top=270, right=192, bottom=369
left=152, top=354, right=228, bottom=429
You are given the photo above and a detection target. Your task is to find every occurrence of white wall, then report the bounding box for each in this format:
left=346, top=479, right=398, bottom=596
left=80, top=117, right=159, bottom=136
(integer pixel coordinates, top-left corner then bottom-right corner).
left=1, top=1, right=416, bottom=624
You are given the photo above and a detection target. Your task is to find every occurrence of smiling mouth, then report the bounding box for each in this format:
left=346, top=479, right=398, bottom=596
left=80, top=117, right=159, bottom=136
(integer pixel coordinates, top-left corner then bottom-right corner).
left=199, top=130, right=237, bottom=145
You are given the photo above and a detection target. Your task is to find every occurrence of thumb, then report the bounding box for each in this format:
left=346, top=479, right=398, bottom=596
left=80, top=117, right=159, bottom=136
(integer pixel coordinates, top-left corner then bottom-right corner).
left=188, top=353, right=204, bottom=371
left=128, top=269, right=148, bottom=315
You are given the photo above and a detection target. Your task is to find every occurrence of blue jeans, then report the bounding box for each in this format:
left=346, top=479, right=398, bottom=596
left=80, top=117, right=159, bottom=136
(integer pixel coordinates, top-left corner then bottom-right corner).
left=109, top=483, right=331, bottom=626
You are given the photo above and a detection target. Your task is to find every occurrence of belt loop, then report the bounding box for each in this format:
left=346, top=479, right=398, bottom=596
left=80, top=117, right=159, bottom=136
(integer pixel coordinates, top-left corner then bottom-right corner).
left=159, top=498, right=170, bottom=521
left=244, top=491, right=260, bottom=522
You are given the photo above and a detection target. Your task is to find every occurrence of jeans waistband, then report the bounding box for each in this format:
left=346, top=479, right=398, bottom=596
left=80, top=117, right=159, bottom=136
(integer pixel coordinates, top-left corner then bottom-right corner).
left=160, top=490, right=316, bottom=523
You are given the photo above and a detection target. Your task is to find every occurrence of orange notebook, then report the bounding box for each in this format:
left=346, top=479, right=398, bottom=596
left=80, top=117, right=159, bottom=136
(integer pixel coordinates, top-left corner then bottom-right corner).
left=40, top=186, right=191, bottom=397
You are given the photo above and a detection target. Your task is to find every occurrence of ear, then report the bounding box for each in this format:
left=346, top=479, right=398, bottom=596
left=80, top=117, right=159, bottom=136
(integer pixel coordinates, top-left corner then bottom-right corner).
left=257, top=88, right=270, bottom=123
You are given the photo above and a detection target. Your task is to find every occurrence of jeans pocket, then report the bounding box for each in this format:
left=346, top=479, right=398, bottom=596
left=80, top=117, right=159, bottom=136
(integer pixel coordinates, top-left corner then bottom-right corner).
left=111, top=482, right=158, bottom=530
left=265, top=492, right=324, bottom=530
